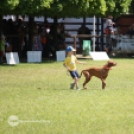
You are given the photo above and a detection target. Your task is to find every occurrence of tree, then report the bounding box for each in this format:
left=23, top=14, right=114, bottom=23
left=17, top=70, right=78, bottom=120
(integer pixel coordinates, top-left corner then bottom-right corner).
left=13, top=0, right=53, bottom=15
left=36, top=0, right=133, bottom=17
left=12, top=0, right=53, bottom=50
left=105, top=0, right=132, bottom=16
left=39, top=0, right=107, bottom=17
left=0, top=0, right=19, bottom=14
left=128, top=0, right=134, bottom=13
left=0, top=0, right=19, bottom=37
left=1, top=0, right=133, bottom=50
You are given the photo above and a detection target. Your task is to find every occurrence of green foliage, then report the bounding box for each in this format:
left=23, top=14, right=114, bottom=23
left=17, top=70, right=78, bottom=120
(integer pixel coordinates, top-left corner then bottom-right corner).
left=129, top=0, right=134, bottom=13
left=105, top=0, right=133, bottom=16
left=0, top=0, right=19, bottom=14
left=43, top=0, right=107, bottom=17
left=14, top=0, right=53, bottom=15
left=34, top=0, right=133, bottom=17
left=0, top=0, right=133, bottom=17
left=86, top=0, right=107, bottom=16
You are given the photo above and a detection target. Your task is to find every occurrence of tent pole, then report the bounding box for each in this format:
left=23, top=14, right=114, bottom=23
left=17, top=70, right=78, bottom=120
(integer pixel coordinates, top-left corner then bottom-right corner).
left=93, top=16, right=96, bottom=51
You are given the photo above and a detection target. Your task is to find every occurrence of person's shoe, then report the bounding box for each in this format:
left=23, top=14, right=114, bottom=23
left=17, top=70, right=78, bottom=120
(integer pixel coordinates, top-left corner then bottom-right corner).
left=76, top=87, right=81, bottom=90
left=70, top=83, right=75, bottom=89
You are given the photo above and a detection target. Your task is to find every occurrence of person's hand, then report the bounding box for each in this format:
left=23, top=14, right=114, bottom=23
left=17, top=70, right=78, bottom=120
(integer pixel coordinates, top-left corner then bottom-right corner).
left=82, top=62, right=86, bottom=65
left=66, top=69, right=70, bottom=75
left=67, top=68, right=71, bottom=72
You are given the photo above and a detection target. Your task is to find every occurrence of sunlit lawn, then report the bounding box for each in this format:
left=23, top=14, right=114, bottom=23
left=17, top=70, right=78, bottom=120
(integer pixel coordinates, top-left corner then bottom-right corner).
left=0, top=57, right=134, bottom=134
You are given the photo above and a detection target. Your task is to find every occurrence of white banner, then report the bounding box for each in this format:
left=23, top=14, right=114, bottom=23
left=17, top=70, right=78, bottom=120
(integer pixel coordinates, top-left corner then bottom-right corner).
left=56, top=51, right=66, bottom=62
left=27, top=51, right=42, bottom=63
left=89, top=52, right=109, bottom=60
left=113, top=36, right=134, bottom=53
left=6, top=52, right=19, bottom=64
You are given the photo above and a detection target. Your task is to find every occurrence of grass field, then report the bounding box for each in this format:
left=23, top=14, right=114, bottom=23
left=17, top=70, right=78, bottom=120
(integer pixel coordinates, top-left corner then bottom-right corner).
left=0, top=57, right=134, bottom=134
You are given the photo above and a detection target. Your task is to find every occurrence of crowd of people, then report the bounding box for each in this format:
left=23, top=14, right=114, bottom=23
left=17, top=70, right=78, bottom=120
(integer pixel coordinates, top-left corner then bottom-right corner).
left=0, top=18, right=66, bottom=63
left=1, top=16, right=134, bottom=63
left=32, top=22, right=66, bottom=58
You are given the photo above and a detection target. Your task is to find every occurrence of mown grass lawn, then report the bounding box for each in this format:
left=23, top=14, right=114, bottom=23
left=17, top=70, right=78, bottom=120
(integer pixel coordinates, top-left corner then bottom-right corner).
left=0, top=57, right=134, bottom=134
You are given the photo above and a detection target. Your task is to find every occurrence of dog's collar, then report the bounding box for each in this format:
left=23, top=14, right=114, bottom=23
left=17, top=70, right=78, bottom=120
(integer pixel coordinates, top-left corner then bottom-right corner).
left=103, top=66, right=111, bottom=70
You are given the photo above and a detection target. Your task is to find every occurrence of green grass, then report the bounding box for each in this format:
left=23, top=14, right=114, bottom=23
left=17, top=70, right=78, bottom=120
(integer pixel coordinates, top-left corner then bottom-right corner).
left=0, top=58, right=134, bottom=134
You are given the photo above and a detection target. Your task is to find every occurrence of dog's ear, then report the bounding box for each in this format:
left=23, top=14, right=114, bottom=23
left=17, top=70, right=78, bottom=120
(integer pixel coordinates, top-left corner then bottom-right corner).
left=108, top=60, right=117, bottom=66
left=108, top=60, right=113, bottom=63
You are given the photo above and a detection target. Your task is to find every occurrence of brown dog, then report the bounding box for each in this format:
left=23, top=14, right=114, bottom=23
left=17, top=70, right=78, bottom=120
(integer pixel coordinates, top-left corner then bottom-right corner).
left=80, top=60, right=117, bottom=89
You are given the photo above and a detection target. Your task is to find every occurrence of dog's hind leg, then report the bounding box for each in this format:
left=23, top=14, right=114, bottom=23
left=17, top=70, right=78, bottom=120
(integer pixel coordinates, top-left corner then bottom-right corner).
left=82, top=71, right=91, bottom=89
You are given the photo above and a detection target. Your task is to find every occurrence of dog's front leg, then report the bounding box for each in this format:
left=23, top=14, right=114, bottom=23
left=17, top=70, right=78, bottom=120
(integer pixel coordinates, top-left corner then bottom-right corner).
left=101, top=78, right=106, bottom=89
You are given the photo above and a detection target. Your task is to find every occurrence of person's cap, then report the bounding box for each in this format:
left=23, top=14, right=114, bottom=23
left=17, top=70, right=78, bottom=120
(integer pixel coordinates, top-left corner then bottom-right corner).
left=66, top=46, right=76, bottom=52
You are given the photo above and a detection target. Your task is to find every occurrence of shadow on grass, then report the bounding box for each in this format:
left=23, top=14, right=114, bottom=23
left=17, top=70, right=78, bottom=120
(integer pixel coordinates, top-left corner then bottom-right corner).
left=0, top=63, right=17, bottom=67
left=108, top=53, right=134, bottom=60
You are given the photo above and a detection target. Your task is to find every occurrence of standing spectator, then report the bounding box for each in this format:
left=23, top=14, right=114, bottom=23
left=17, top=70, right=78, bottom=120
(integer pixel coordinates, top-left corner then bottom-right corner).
left=106, top=15, right=115, bottom=38
left=32, top=23, right=42, bottom=51
left=0, top=35, right=6, bottom=63
left=32, top=29, right=42, bottom=51
left=57, top=23, right=66, bottom=50
left=17, top=18, right=27, bottom=57
left=78, top=23, right=91, bottom=49
left=32, top=33, right=43, bottom=51
left=105, top=15, right=115, bottom=53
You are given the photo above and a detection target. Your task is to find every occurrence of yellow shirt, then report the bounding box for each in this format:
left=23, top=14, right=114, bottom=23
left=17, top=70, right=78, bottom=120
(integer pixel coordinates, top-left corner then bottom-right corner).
left=64, top=55, right=77, bottom=71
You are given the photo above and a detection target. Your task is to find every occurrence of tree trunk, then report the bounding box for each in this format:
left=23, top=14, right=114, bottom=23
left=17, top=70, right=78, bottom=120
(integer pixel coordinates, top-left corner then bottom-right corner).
left=0, top=15, right=2, bottom=38
left=96, top=17, right=99, bottom=49
left=101, top=17, right=104, bottom=50
left=28, top=16, right=34, bottom=50
left=53, top=17, right=58, bottom=47
left=83, top=17, right=86, bottom=25
left=44, top=16, right=48, bottom=24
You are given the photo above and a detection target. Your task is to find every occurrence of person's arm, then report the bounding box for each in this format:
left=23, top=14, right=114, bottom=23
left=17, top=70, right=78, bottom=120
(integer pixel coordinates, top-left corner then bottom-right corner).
left=75, top=58, right=86, bottom=64
left=63, top=63, right=70, bottom=71
left=107, top=19, right=114, bottom=26
left=110, top=20, right=115, bottom=26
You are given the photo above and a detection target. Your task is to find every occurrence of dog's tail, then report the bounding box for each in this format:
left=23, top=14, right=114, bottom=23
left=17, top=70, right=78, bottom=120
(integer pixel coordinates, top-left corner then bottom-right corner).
left=79, top=70, right=84, bottom=78
left=80, top=70, right=89, bottom=78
